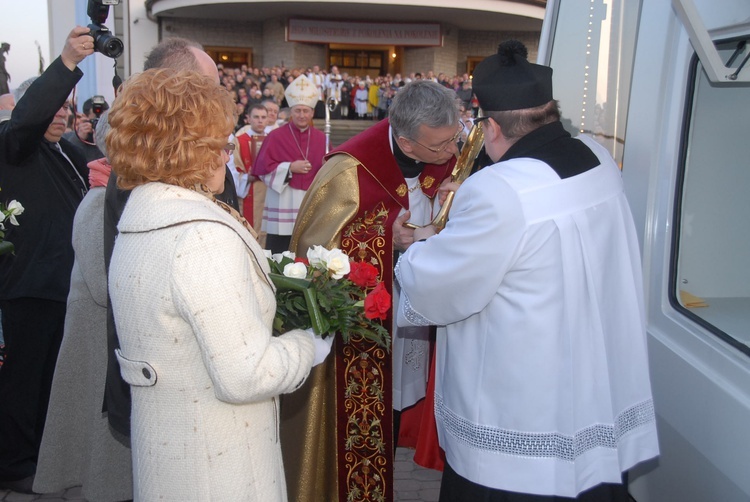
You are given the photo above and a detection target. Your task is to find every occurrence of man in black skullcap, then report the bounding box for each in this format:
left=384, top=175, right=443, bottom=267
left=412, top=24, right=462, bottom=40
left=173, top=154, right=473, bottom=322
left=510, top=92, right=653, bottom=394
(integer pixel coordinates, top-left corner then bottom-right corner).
left=393, top=40, right=659, bottom=501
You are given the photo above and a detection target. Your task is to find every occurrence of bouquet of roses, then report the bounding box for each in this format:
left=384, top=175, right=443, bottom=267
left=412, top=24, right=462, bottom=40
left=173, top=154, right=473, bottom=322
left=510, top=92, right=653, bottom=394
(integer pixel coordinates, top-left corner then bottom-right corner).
left=265, top=245, right=392, bottom=351
left=0, top=189, right=24, bottom=256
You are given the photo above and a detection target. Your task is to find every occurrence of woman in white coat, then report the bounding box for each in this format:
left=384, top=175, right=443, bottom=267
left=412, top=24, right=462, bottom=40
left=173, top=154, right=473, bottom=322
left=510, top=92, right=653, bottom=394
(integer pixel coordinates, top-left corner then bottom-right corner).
left=106, top=68, right=332, bottom=501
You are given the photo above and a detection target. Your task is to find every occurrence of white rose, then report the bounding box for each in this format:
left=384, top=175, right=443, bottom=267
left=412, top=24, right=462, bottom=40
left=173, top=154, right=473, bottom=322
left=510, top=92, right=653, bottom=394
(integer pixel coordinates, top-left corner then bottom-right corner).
left=263, top=249, right=273, bottom=260
left=5, top=200, right=24, bottom=226
left=283, top=261, right=308, bottom=279
left=306, top=245, right=329, bottom=268
left=271, top=250, right=294, bottom=263
left=326, top=248, right=351, bottom=280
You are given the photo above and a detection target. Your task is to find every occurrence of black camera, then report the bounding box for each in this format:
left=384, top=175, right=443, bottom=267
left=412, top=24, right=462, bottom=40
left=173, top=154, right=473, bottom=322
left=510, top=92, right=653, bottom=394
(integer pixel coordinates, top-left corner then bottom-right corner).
left=87, top=0, right=124, bottom=59
left=91, top=95, right=106, bottom=117
left=83, top=95, right=108, bottom=142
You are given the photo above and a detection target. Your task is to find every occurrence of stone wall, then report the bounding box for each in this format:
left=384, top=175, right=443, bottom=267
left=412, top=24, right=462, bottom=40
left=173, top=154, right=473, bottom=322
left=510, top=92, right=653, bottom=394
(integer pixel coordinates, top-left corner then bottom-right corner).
left=157, top=17, right=540, bottom=76
left=262, top=18, right=325, bottom=69
left=162, top=17, right=263, bottom=64
left=262, top=18, right=293, bottom=69
left=402, top=24, right=458, bottom=77
left=458, top=29, right=540, bottom=68
left=291, top=42, right=327, bottom=72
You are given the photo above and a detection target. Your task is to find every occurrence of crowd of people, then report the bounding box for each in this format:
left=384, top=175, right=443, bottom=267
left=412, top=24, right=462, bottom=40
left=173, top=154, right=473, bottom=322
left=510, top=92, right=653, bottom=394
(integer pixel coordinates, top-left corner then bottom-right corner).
left=218, top=62, right=479, bottom=129
left=0, top=25, right=659, bottom=502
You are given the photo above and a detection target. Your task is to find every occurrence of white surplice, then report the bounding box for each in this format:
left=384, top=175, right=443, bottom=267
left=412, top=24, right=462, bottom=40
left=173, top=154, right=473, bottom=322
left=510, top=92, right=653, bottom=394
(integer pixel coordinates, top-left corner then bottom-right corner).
left=391, top=174, right=433, bottom=411
left=395, top=135, right=659, bottom=497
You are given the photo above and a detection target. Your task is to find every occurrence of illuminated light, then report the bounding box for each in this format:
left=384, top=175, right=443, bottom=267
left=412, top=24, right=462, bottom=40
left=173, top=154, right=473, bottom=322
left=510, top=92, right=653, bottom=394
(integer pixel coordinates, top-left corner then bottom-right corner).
left=392, top=53, right=396, bottom=59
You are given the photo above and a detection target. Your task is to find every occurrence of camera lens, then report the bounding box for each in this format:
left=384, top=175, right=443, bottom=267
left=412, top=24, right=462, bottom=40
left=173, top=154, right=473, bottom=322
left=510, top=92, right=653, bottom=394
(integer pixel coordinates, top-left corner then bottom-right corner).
left=88, top=23, right=123, bottom=59
left=96, top=33, right=124, bottom=59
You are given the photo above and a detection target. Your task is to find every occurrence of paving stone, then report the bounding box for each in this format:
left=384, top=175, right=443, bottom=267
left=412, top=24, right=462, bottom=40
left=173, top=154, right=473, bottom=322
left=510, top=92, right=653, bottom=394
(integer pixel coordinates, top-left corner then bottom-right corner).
left=419, top=487, right=441, bottom=502
left=394, top=478, right=422, bottom=492
left=61, top=487, right=81, bottom=498
left=38, top=493, right=67, bottom=500
left=395, top=490, right=422, bottom=500
left=2, top=447, right=440, bottom=501
left=395, top=460, right=415, bottom=472
left=394, top=468, right=415, bottom=480
left=412, top=468, right=443, bottom=482
left=3, top=492, right=38, bottom=502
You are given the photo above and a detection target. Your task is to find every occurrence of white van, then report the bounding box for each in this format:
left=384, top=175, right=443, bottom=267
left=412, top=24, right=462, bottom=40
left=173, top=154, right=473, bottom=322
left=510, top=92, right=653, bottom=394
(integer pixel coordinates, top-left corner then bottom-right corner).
left=538, top=1, right=750, bottom=499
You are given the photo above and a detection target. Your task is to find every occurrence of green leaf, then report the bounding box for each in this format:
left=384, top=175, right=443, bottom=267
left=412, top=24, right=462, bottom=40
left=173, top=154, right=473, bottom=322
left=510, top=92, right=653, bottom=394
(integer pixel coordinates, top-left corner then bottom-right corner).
left=0, top=241, right=14, bottom=256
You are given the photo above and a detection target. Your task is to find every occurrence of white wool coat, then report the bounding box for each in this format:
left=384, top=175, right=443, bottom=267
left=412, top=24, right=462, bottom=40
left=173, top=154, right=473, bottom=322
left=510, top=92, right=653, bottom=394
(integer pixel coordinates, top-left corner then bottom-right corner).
left=109, top=182, right=314, bottom=502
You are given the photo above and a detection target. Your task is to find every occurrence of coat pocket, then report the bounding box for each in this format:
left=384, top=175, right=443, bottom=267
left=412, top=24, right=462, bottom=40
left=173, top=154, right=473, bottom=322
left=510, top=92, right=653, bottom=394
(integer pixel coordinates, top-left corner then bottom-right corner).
left=115, top=349, right=158, bottom=387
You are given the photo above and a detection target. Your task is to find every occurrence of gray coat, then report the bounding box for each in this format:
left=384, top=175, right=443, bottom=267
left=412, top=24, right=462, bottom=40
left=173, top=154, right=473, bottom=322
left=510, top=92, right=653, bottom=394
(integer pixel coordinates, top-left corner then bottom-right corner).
left=33, top=187, right=133, bottom=501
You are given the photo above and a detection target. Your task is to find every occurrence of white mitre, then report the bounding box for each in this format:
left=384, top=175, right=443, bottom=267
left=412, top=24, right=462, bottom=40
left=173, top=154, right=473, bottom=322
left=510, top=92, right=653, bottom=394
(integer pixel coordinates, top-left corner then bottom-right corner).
left=286, top=75, right=319, bottom=109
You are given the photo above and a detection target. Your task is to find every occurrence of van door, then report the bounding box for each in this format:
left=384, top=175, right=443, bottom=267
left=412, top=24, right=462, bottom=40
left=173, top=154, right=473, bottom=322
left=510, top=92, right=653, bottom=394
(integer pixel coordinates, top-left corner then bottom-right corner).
left=538, top=1, right=750, bottom=500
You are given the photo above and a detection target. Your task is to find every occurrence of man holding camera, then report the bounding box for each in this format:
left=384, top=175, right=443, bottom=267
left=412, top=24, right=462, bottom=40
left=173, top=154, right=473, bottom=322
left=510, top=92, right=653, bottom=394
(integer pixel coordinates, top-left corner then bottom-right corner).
left=0, top=26, right=94, bottom=494
left=63, top=96, right=109, bottom=163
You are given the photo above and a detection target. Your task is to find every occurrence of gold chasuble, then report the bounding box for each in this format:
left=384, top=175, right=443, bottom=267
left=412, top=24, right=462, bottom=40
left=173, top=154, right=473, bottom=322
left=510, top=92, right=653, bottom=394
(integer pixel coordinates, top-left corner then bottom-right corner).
left=285, top=119, right=454, bottom=501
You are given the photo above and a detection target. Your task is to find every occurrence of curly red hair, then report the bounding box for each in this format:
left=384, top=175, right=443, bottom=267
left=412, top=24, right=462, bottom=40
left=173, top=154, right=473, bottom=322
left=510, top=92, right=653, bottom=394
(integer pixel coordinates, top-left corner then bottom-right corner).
left=106, top=68, right=236, bottom=190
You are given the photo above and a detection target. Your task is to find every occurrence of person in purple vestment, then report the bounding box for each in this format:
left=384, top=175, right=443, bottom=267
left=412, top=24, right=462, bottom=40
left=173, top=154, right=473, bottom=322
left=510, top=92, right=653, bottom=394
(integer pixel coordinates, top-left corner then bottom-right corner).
left=253, top=75, right=326, bottom=253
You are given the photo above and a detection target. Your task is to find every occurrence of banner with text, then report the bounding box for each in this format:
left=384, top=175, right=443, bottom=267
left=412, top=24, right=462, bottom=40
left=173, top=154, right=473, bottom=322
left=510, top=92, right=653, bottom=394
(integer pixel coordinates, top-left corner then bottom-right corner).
left=288, top=19, right=442, bottom=46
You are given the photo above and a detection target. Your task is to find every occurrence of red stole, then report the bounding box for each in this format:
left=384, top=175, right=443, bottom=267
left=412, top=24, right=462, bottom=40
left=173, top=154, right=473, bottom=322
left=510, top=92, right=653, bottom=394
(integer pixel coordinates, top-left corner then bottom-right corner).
left=236, top=131, right=265, bottom=173
left=235, top=132, right=265, bottom=222
left=327, top=119, right=454, bottom=501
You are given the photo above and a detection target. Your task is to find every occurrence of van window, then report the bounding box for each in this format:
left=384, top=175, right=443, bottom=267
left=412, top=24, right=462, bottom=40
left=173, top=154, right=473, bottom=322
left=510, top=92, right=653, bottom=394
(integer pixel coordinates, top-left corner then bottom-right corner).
left=673, top=38, right=750, bottom=356
left=547, top=0, right=641, bottom=165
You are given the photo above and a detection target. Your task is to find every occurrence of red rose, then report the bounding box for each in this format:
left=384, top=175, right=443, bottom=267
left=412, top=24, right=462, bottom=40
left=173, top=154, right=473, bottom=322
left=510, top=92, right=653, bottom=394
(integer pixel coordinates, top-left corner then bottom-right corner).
left=364, top=282, right=391, bottom=320
left=348, top=261, right=379, bottom=288
left=294, top=257, right=309, bottom=266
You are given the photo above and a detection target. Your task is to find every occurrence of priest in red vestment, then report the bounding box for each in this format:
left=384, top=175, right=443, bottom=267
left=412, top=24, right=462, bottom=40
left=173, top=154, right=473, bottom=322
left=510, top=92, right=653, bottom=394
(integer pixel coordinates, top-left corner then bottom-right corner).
left=285, top=80, right=460, bottom=502
left=233, top=103, right=268, bottom=241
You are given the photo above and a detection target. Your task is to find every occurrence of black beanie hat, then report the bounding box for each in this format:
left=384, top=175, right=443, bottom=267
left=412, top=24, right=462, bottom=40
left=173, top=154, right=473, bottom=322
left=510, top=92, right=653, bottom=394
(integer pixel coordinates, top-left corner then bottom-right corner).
left=472, top=40, right=553, bottom=112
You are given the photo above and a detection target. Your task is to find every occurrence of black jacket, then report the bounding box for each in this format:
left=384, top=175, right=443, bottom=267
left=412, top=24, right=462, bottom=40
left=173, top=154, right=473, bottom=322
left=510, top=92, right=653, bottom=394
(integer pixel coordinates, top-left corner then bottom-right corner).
left=0, top=57, right=89, bottom=303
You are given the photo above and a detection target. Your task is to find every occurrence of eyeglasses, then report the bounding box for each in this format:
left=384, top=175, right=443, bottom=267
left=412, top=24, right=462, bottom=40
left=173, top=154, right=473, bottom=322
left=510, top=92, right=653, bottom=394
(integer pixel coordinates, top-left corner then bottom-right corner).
left=407, top=124, right=463, bottom=154
left=223, top=143, right=235, bottom=155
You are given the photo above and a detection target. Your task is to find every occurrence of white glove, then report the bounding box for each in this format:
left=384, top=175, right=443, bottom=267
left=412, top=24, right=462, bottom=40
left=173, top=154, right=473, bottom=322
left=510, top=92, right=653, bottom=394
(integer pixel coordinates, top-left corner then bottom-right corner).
left=306, top=328, right=334, bottom=366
